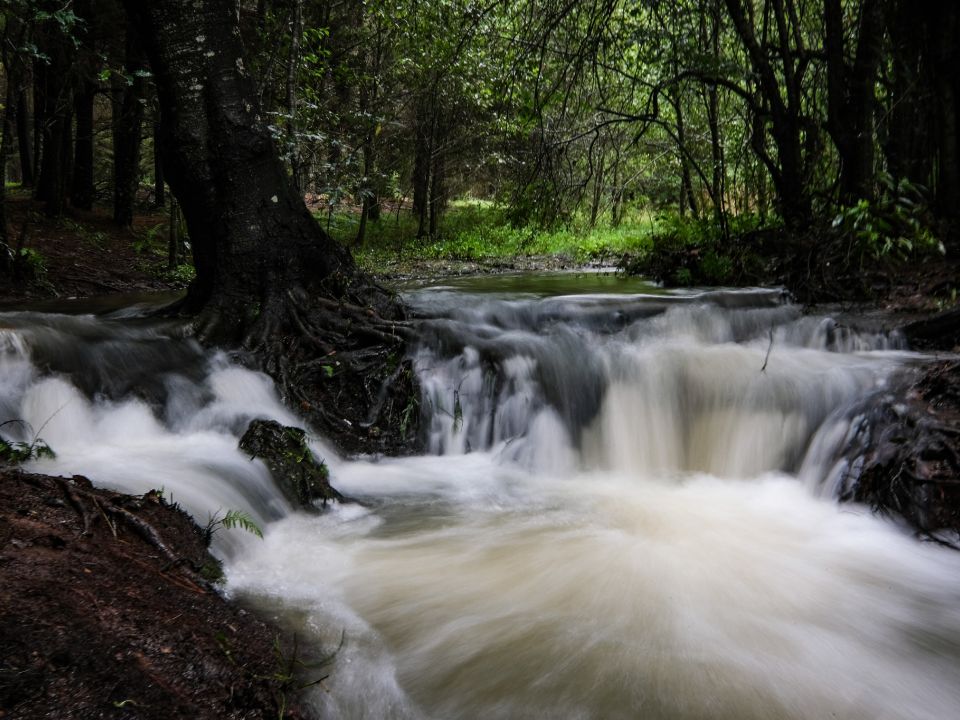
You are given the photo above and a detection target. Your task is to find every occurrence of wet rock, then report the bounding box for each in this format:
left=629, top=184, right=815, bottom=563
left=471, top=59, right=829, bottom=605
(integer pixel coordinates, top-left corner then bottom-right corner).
left=835, top=360, right=960, bottom=546
left=239, top=419, right=343, bottom=508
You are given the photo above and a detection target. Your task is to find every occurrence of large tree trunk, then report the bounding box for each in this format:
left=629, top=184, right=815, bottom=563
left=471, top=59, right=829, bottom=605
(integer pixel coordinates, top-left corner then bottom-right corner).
left=0, top=66, right=15, bottom=251
left=33, top=23, right=74, bottom=217
left=153, top=116, right=165, bottom=207
left=122, top=0, right=416, bottom=454
left=122, top=0, right=368, bottom=339
left=930, top=4, right=960, bottom=232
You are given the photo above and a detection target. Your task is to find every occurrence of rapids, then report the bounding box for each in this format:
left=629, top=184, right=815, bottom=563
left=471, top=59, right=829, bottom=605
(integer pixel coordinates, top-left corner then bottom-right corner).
left=3, top=275, right=960, bottom=719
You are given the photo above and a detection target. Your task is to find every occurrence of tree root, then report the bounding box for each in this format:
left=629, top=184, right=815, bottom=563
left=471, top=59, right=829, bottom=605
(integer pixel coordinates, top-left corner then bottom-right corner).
left=47, top=475, right=214, bottom=590
left=836, top=361, right=960, bottom=546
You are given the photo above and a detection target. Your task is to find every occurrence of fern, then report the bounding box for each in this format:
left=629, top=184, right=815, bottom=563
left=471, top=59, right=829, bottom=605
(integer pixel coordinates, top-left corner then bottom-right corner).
left=218, top=509, right=264, bottom=539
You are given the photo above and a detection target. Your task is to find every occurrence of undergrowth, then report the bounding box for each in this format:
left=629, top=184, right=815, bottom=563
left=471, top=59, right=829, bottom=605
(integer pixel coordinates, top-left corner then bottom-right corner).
left=327, top=200, right=659, bottom=269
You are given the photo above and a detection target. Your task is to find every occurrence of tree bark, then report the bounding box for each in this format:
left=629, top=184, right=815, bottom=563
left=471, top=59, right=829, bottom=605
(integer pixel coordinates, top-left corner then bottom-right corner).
left=0, top=69, right=15, bottom=250
left=121, top=0, right=362, bottom=342
left=723, top=0, right=811, bottom=227
left=412, top=97, right=433, bottom=238
left=153, top=118, right=165, bottom=207
left=16, top=84, right=33, bottom=187
left=930, top=4, right=960, bottom=229
left=114, top=23, right=147, bottom=227
left=33, top=20, right=74, bottom=216
left=825, top=0, right=883, bottom=204
left=71, top=82, right=97, bottom=210
left=285, top=0, right=303, bottom=193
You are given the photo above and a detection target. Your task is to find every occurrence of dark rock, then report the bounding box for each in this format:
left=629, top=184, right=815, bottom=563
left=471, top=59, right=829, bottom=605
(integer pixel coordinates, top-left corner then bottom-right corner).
left=834, top=360, right=960, bottom=546
left=239, top=419, right=343, bottom=508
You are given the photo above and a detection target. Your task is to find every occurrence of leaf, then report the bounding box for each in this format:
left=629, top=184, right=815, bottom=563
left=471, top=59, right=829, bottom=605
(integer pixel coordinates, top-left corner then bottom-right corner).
left=220, top=509, right=264, bottom=539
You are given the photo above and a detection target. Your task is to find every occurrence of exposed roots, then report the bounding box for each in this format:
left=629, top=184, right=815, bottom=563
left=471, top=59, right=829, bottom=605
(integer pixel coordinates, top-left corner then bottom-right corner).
left=835, top=361, right=960, bottom=548
left=40, top=474, right=216, bottom=590
left=227, top=282, right=423, bottom=456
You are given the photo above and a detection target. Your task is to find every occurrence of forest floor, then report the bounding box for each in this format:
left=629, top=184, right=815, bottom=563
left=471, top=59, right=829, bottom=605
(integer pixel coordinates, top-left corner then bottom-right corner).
left=0, top=470, right=314, bottom=719
left=0, top=193, right=188, bottom=308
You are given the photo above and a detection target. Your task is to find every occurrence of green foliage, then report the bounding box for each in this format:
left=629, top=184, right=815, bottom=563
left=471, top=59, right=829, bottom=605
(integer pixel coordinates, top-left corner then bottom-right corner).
left=621, top=211, right=769, bottom=287
left=60, top=219, right=107, bottom=249
left=132, top=223, right=167, bottom=255
left=832, top=175, right=943, bottom=263
left=13, top=247, right=47, bottom=278
left=164, top=263, right=196, bottom=284
left=0, top=437, right=55, bottom=464
left=205, top=508, right=264, bottom=540
left=343, top=201, right=658, bottom=269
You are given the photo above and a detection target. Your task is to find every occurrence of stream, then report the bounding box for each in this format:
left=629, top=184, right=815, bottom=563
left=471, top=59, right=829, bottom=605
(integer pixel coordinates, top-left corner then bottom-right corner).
left=4, top=273, right=960, bottom=719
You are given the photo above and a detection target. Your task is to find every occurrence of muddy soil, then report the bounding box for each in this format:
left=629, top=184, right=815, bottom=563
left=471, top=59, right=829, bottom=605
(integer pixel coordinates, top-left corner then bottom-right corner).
left=0, top=195, right=184, bottom=307
left=0, top=470, right=315, bottom=720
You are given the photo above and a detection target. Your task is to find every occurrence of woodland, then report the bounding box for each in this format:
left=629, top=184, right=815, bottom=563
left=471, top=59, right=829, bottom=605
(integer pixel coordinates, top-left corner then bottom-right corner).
left=2, top=1, right=960, bottom=718
left=0, top=0, right=958, bottom=304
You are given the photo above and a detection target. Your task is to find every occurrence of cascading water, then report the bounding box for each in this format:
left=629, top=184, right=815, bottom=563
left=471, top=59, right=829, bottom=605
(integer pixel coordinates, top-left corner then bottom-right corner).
left=3, top=277, right=960, bottom=720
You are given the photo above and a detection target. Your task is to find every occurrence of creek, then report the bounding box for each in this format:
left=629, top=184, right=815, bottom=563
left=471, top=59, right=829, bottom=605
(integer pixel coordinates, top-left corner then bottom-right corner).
left=3, top=273, right=960, bottom=719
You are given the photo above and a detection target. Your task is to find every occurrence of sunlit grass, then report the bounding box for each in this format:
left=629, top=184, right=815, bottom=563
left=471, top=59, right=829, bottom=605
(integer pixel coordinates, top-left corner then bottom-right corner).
left=321, top=200, right=660, bottom=270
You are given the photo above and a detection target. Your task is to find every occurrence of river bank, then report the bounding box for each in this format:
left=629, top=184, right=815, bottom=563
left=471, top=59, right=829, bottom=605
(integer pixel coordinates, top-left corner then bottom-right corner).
left=0, top=469, right=312, bottom=719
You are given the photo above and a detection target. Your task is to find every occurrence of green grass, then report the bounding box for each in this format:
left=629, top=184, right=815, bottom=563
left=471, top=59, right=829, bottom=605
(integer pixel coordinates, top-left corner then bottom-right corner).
left=321, top=200, right=661, bottom=270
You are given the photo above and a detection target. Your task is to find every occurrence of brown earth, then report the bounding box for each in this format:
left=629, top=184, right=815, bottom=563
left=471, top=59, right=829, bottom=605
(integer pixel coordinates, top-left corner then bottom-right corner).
left=0, top=470, right=316, bottom=720
left=0, top=194, right=184, bottom=307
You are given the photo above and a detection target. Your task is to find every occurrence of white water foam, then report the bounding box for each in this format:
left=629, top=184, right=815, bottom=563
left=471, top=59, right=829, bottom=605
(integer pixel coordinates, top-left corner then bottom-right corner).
left=3, top=291, right=958, bottom=720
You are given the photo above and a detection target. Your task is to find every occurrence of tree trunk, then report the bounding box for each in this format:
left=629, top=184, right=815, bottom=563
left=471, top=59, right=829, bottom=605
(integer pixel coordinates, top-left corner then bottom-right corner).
left=670, top=86, right=698, bottom=219
left=429, top=143, right=445, bottom=238
left=706, top=0, right=726, bottom=228
left=168, top=196, right=178, bottom=270
left=883, top=0, right=933, bottom=188
left=589, top=148, right=605, bottom=228
left=71, top=82, right=96, bottom=211
left=285, top=0, right=303, bottom=193
left=0, top=70, right=15, bottom=250
left=412, top=98, right=433, bottom=238
left=825, top=0, right=883, bottom=204
left=153, top=117, right=165, bottom=207
left=34, top=24, right=74, bottom=216
left=120, top=0, right=362, bottom=342
left=114, top=24, right=147, bottom=227
left=930, top=4, right=960, bottom=229
left=724, top=0, right=812, bottom=228
left=16, top=84, right=33, bottom=187
left=121, top=0, right=418, bottom=456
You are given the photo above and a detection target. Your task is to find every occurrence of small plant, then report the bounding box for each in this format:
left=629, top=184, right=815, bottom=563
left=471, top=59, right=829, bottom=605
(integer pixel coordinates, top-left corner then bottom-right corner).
left=0, top=437, right=55, bottom=464
left=132, top=223, right=167, bottom=255
left=204, top=508, right=264, bottom=542
left=60, top=218, right=107, bottom=249
left=164, top=263, right=196, bottom=284
left=832, top=174, right=943, bottom=263
left=10, top=247, right=48, bottom=281
left=0, top=419, right=56, bottom=464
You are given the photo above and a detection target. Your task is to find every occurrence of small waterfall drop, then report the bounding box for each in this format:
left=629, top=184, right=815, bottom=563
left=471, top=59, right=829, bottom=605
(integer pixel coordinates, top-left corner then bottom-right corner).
left=3, top=278, right=959, bottom=720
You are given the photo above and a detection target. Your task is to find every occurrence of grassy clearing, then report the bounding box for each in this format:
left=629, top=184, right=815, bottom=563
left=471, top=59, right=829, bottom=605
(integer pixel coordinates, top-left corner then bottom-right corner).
left=321, top=200, right=661, bottom=270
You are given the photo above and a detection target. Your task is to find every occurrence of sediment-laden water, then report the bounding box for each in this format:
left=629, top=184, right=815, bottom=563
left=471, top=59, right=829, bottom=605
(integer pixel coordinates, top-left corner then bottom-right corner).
left=4, top=275, right=959, bottom=719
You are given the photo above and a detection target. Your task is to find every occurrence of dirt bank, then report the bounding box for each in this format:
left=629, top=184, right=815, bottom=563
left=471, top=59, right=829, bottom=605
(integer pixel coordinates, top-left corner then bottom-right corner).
left=0, top=470, right=314, bottom=719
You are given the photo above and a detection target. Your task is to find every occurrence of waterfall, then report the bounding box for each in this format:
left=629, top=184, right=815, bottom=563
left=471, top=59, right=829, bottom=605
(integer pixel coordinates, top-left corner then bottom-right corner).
left=3, top=279, right=959, bottom=720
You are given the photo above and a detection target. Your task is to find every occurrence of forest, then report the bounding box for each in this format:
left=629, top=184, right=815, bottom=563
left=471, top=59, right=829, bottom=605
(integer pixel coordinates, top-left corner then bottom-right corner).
left=1, top=0, right=958, bottom=297
left=2, top=1, right=960, bottom=719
